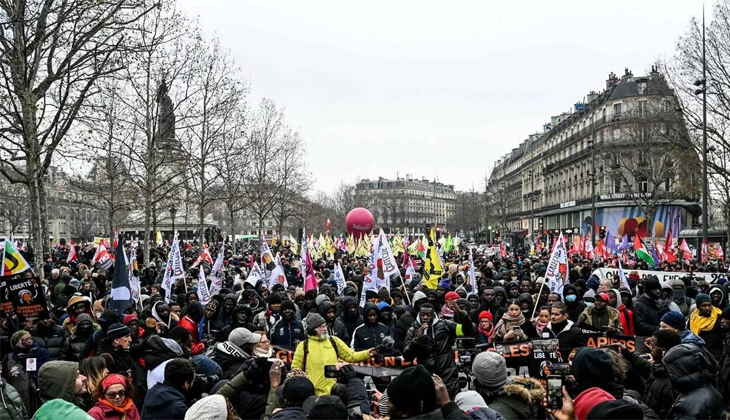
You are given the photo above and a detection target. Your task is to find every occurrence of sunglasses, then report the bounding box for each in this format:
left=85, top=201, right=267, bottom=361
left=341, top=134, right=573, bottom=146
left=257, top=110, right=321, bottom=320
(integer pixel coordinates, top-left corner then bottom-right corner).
left=105, top=390, right=126, bottom=399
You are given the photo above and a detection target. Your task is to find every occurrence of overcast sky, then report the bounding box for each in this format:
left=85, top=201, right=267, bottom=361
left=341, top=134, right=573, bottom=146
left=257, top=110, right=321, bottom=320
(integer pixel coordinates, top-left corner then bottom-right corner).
left=178, top=0, right=702, bottom=193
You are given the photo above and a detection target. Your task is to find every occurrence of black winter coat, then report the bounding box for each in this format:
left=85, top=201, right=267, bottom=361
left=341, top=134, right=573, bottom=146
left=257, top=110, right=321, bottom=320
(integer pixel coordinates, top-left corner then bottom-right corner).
left=719, top=332, right=730, bottom=408
left=664, top=343, right=724, bottom=420
left=338, top=297, right=363, bottom=339
left=542, top=320, right=586, bottom=358
left=208, top=341, right=249, bottom=379
left=351, top=303, right=393, bottom=351
left=141, top=382, right=189, bottom=420
left=633, top=295, right=664, bottom=337
left=31, top=324, right=66, bottom=360
left=58, top=333, right=93, bottom=361
left=643, top=362, right=677, bottom=419
left=404, top=310, right=474, bottom=398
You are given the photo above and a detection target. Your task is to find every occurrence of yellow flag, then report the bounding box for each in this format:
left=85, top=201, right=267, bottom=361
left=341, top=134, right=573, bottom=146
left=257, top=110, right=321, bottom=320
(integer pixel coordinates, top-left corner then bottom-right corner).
left=155, top=231, right=162, bottom=245
left=289, top=235, right=299, bottom=254
left=423, top=228, right=443, bottom=289
left=1, top=240, right=31, bottom=277
left=348, top=234, right=355, bottom=256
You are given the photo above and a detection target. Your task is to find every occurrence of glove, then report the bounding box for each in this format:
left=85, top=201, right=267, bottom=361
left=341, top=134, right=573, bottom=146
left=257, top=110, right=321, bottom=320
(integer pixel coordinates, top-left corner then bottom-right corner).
left=372, top=351, right=384, bottom=364
left=337, top=364, right=356, bottom=384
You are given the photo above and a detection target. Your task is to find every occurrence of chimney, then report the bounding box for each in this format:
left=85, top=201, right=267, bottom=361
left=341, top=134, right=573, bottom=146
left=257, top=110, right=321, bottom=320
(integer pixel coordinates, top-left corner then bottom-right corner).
left=606, top=72, right=618, bottom=88
left=586, top=90, right=598, bottom=103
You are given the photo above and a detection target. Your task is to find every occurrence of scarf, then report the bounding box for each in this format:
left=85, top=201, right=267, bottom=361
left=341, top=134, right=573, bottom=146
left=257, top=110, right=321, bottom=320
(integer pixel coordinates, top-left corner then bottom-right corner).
left=441, top=304, right=454, bottom=318
left=477, top=323, right=494, bottom=342
left=534, top=318, right=549, bottom=335
left=494, top=312, right=525, bottom=338
left=689, top=307, right=722, bottom=335
left=98, top=396, right=135, bottom=415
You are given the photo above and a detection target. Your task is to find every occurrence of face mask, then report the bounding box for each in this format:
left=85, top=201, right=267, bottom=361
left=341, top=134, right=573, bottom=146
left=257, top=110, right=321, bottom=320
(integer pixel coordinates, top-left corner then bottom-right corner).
left=565, top=295, right=577, bottom=303
left=673, top=289, right=685, bottom=300
left=585, top=302, right=595, bottom=307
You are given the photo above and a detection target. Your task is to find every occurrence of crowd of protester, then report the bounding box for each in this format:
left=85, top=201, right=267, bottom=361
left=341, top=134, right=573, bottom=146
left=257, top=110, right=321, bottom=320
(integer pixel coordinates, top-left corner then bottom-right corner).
left=1, top=237, right=729, bottom=419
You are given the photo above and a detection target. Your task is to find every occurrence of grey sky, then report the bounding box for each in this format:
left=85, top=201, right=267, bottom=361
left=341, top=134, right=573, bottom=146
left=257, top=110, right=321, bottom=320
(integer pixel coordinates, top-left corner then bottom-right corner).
left=178, top=0, right=701, bottom=193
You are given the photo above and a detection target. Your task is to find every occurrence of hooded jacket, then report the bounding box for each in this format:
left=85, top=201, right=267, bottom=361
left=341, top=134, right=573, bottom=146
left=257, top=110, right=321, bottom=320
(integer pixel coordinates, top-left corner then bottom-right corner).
left=291, top=335, right=370, bottom=396
left=562, top=284, right=587, bottom=322
left=144, top=336, right=184, bottom=391
left=38, top=361, right=80, bottom=404
left=0, top=378, right=26, bottom=420
left=5, top=343, right=49, bottom=414
left=31, top=323, right=66, bottom=360
left=396, top=292, right=428, bottom=352
left=664, top=343, right=724, bottom=420
left=317, top=300, right=348, bottom=342
left=643, top=362, right=677, bottom=420
left=337, top=297, right=363, bottom=339
left=61, top=296, right=96, bottom=334
left=351, top=302, right=393, bottom=351
left=404, top=308, right=474, bottom=398
left=633, top=294, right=667, bottom=337
left=141, top=382, right=189, bottom=420
left=542, top=319, right=586, bottom=358
left=218, top=293, right=238, bottom=326
left=217, top=305, right=255, bottom=343
left=149, top=301, right=179, bottom=329
left=476, top=376, right=546, bottom=420
left=577, top=305, right=623, bottom=332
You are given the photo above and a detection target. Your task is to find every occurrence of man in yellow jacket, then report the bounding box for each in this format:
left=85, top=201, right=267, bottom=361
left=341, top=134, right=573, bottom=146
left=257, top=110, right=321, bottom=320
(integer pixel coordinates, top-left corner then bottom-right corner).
left=292, top=312, right=376, bottom=396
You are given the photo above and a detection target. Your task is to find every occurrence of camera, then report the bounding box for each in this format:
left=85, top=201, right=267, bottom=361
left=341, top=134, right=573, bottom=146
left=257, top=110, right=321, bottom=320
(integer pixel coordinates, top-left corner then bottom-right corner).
left=324, top=365, right=339, bottom=378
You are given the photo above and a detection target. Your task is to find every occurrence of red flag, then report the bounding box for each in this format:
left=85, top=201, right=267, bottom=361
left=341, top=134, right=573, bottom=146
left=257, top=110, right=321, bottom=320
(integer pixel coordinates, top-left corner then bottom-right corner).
left=654, top=240, right=667, bottom=263
left=324, top=219, right=332, bottom=234
left=583, top=235, right=594, bottom=259
left=67, top=240, right=77, bottom=263
left=679, top=239, right=693, bottom=261
left=701, top=239, right=708, bottom=264
left=500, top=242, right=507, bottom=258
left=192, top=244, right=214, bottom=268
left=665, top=230, right=677, bottom=263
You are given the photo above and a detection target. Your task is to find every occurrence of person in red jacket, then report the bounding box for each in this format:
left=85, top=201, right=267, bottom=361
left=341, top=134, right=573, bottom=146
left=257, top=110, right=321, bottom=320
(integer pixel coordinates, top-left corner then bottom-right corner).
left=88, top=373, right=140, bottom=420
left=613, top=288, right=635, bottom=336
left=177, top=302, right=205, bottom=355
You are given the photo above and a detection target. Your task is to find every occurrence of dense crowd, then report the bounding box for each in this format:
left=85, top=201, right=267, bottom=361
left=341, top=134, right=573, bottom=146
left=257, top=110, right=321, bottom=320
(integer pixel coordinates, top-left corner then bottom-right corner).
left=1, top=238, right=730, bottom=420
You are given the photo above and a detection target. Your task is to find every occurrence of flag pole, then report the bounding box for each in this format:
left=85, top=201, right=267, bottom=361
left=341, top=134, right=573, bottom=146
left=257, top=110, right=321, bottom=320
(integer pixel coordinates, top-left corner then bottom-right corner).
left=530, top=280, right=545, bottom=321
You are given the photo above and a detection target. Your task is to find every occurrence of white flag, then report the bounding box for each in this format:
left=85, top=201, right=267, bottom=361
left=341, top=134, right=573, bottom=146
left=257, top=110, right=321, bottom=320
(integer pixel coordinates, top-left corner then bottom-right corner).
left=618, top=259, right=631, bottom=290
left=545, top=232, right=568, bottom=294
left=162, top=235, right=185, bottom=303
left=333, top=262, right=346, bottom=295
left=360, top=232, right=382, bottom=307
left=208, top=244, right=226, bottom=297
left=261, top=239, right=286, bottom=290
left=128, top=246, right=140, bottom=305
left=468, top=247, right=476, bottom=286
left=376, top=229, right=398, bottom=291
left=197, top=265, right=212, bottom=305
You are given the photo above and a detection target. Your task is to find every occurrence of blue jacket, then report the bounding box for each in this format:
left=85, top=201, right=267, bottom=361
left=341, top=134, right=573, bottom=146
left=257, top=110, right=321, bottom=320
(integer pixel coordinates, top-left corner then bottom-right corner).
left=141, top=382, right=188, bottom=420
left=270, top=319, right=305, bottom=349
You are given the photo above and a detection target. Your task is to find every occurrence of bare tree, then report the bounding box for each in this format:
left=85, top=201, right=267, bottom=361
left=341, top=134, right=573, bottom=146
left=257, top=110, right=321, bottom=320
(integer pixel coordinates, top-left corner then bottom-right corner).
left=0, top=191, right=29, bottom=237
left=0, top=0, right=154, bottom=276
left=448, top=189, right=484, bottom=236
left=241, top=99, right=310, bottom=231
left=182, top=38, right=247, bottom=246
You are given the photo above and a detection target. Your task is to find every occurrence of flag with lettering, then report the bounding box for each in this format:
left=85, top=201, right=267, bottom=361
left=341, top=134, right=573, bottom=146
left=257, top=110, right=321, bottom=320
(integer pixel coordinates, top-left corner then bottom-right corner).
left=110, top=241, right=133, bottom=315
left=333, top=262, right=346, bottom=295
left=67, top=241, right=78, bottom=264
left=129, top=246, right=141, bottom=306
left=422, top=228, right=443, bottom=289
left=197, top=265, right=212, bottom=305
left=545, top=232, right=568, bottom=294
left=162, top=236, right=185, bottom=303
left=92, top=242, right=113, bottom=271
left=208, top=244, right=226, bottom=297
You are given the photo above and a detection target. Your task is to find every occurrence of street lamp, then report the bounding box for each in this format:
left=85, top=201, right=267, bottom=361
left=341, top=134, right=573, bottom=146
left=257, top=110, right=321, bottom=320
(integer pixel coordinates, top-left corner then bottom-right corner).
left=170, top=205, right=178, bottom=239
left=694, top=6, right=708, bottom=256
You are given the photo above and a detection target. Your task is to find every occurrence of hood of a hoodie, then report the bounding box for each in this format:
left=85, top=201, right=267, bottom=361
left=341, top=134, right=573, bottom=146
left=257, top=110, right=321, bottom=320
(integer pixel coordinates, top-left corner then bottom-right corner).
left=679, top=329, right=707, bottom=346
left=147, top=335, right=183, bottom=355
left=38, top=361, right=79, bottom=403
left=562, top=284, right=578, bottom=299
left=517, top=293, right=533, bottom=306
left=412, top=291, right=428, bottom=311
left=65, top=295, right=94, bottom=321
left=341, top=297, right=360, bottom=320
left=152, top=301, right=174, bottom=324
left=663, top=343, right=715, bottom=393
left=224, top=293, right=238, bottom=306
left=709, top=285, right=725, bottom=306
left=317, top=300, right=337, bottom=320
left=363, top=302, right=379, bottom=326
left=230, top=304, right=253, bottom=327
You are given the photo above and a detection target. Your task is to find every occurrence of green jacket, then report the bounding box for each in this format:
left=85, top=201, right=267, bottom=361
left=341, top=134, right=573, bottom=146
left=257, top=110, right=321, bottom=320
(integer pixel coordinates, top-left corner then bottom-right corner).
left=33, top=399, right=92, bottom=420
left=0, top=379, right=26, bottom=420
left=37, top=361, right=79, bottom=404
left=291, top=335, right=370, bottom=396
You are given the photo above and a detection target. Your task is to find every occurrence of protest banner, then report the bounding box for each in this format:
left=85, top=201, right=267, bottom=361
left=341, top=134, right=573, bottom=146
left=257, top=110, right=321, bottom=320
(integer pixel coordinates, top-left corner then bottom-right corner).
left=6, top=276, right=50, bottom=322
left=592, top=267, right=719, bottom=284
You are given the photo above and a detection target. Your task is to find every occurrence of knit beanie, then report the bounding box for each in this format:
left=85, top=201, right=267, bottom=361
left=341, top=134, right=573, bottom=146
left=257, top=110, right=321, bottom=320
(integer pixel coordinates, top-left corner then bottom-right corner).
left=583, top=289, right=596, bottom=301
left=574, top=387, right=615, bottom=420
left=315, top=294, right=330, bottom=306
left=268, top=294, right=283, bottom=306
left=11, top=330, right=29, bottom=347
left=445, top=291, right=460, bottom=302
left=185, top=395, right=228, bottom=420
left=722, top=307, right=730, bottom=320
left=304, top=312, right=326, bottom=333
left=572, top=347, right=614, bottom=386
left=643, top=277, right=661, bottom=293
left=660, top=311, right=686, bottom=331
left=454, top=390, right=488, bottom=410
left=438, top=279, right=451, bottom=290
left=670, top=278, right=685, bottom=289
left=387, top=365, right=437, bottom=415
left=695, top=293, right=711, bottom=307
left=378, top=288, right=391, bottom=301
left=478, top=311, right=493, bottom=322
left=281, top=299, right=296, bottom=312
left=75, top=313, right=93, bottom=327
left=472, top=351, right=507, bottom=388
left=106, top=323, right=131, bottom=341
left=412, top=291, right=428, bottom=305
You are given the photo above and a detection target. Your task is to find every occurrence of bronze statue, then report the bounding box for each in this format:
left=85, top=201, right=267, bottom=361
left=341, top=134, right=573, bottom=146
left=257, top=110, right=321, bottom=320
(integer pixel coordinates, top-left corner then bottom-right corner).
left=156, top=80, right=177, bottom=150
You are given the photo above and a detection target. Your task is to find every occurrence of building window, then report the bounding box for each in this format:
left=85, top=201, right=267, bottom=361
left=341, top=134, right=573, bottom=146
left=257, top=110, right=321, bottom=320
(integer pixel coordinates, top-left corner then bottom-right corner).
left=613, top=178, right=621, bottom=193
left=639, top=177, right=649, bottom=193
left=613, top=103, right=622, bottom=115
left=613, top=128, right=620, bottom=140
left=638, top=81, right=647, bottom=95
left=638, top=101, right=646, bottom=116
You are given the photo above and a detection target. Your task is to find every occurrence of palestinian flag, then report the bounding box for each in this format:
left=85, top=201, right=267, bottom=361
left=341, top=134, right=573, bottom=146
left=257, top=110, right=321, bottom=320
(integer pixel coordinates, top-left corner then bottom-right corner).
left=634, top=235, right=655, bottom=266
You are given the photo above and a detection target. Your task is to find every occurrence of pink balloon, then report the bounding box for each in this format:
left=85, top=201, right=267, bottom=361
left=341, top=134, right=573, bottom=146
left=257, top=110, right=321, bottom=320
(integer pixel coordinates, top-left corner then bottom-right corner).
left=346, top=207, right=375, bottom=239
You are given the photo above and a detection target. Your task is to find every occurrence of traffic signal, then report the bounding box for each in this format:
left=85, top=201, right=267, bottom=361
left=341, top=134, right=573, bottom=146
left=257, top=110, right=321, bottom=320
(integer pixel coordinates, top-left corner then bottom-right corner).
left=599, top=226, right=607, bottom=239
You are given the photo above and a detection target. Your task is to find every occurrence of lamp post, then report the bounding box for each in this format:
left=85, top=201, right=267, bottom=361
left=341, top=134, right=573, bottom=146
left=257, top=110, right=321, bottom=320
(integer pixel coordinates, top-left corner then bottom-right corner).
left=170, top=205, right=178, bottom=239
left=693, top=7, right=709, bottom=255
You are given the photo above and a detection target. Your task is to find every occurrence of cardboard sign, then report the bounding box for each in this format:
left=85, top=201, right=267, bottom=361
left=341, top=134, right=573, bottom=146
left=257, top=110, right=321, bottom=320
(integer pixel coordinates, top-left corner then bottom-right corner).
left=6, top=276, right=51, bottom=322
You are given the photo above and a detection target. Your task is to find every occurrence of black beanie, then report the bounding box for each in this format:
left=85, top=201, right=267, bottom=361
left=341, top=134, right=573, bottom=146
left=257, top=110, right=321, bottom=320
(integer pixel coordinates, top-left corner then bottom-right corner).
left=572, top=347, right=614, bottom=386
left=281, top=299, right=296, bottom=312
left=643, top=276, right=661, bottom=293
left=268, top=293, right=283, bottom=306
left=387, top=365, right=437, bottom=416
left=587, top=399, right=642, bottom=420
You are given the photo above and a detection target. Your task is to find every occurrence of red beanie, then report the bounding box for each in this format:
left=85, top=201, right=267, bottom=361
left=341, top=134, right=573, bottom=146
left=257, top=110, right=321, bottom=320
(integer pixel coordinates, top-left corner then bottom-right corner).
left=445, top=291, right=460, bottom=302
left=478, top=311, right=493, bottom=322
left=574, top=387, right=615, bottom=420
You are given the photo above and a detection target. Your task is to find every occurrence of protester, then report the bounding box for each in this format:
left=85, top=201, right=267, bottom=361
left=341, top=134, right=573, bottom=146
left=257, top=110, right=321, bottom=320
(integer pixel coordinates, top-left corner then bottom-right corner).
left=0, top=368, right=28, bottom=420
left=87, top=373, right=140, bottom=420
left=663, top=343, right=724, bottom=419
left=386, top=365, right=469, bottom=419
left=6, top=329, right=49, bottom=414
left=141, top=358, right=195, bottom=420
left=688, top=293, right=723, bottom=360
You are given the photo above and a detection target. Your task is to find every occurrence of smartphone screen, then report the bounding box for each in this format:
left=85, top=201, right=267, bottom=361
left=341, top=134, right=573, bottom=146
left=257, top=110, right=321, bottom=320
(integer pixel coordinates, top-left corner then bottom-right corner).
left=547, top=377, right=563, bottom=409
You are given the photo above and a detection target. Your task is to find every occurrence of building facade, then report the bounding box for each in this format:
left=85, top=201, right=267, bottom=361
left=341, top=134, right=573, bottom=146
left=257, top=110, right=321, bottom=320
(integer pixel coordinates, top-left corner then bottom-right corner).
left=487, top=68, right=701, bottom=245
left=355, top=176, right=456, bottom=234
left=0, top=166, right=108, bottom=243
